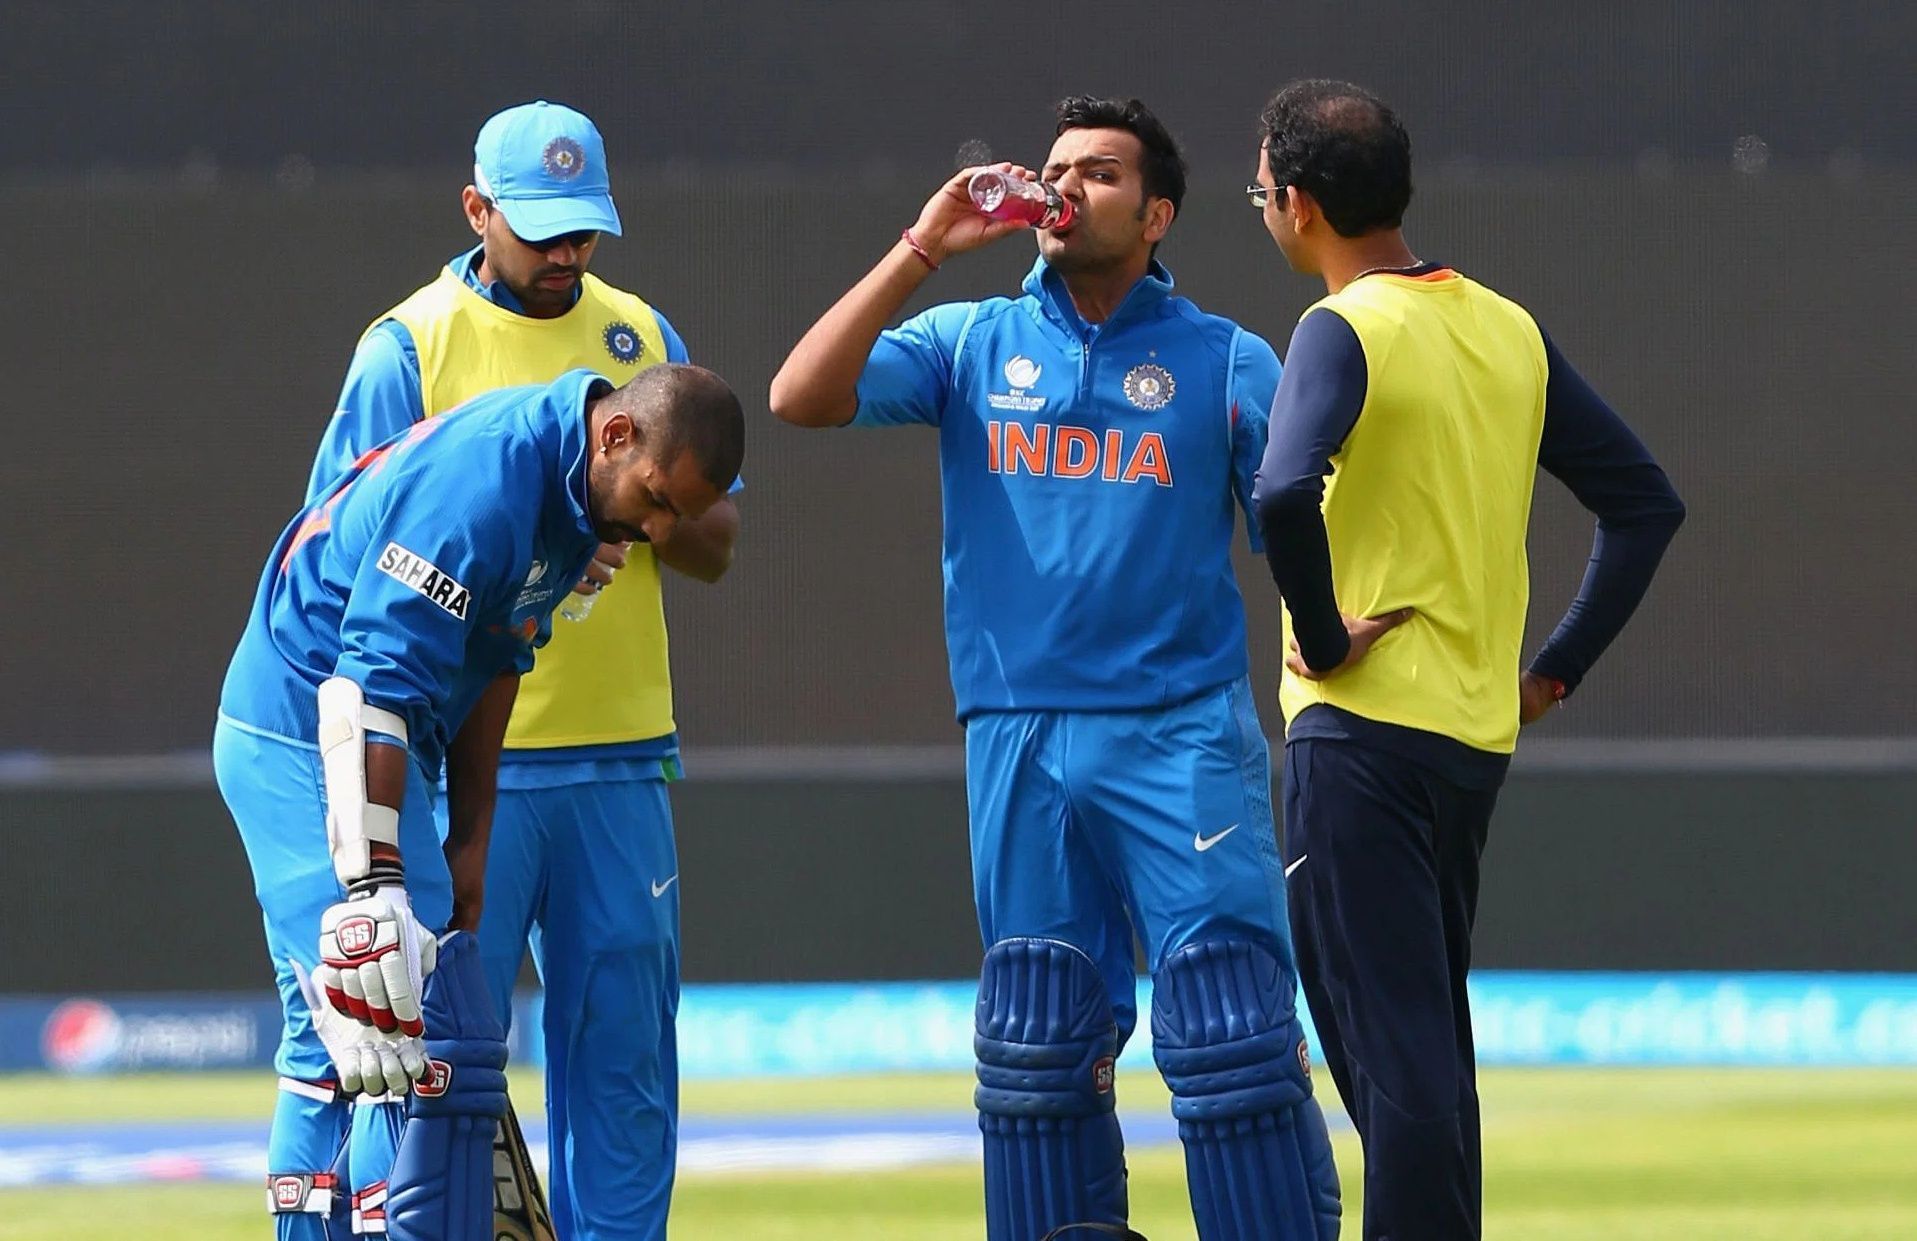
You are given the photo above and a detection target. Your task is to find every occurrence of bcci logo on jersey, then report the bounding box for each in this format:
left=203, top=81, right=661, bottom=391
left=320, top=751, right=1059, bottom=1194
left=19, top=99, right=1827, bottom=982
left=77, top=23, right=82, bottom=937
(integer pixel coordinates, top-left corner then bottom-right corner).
left=1123, top=362, right=1175, bottom=410
left=604, top=322, right=644, bottom=364
left=987, top=355, right=1046, bottom=413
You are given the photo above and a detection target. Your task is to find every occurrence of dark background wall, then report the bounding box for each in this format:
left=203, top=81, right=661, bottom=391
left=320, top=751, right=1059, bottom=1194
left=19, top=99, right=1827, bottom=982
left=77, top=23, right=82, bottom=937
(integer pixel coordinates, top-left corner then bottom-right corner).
left=10, top=765, right=1917, bottom=992
left=2, top=174, right=1912, bottom=751
left=0, top=3, right=1912, bottom=986
left=0, top=0, right=1912, bottom=752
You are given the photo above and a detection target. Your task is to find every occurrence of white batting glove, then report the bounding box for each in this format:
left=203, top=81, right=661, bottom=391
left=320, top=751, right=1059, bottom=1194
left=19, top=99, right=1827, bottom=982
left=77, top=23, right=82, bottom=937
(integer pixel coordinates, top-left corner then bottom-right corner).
left=313, top=884, right=438, bottom=1094
left=289, top=957, right=409, bottom=1097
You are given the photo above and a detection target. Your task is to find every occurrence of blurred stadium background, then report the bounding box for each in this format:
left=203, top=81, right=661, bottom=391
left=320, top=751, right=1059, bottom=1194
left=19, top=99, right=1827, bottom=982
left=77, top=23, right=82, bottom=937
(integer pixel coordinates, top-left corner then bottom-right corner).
left=2, top=2, right=1913, bottom=1236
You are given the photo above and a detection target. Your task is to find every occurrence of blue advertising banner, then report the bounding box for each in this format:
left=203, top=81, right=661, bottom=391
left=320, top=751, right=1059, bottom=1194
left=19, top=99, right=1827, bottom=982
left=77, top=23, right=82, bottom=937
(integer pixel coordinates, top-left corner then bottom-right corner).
left=5, top=973, right=1916, bottom=1077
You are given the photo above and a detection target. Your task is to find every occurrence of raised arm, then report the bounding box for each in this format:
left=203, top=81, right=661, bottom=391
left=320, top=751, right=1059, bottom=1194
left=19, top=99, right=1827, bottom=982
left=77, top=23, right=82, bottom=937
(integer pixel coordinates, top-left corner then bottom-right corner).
left=769, top=164, right=1032, bottom=427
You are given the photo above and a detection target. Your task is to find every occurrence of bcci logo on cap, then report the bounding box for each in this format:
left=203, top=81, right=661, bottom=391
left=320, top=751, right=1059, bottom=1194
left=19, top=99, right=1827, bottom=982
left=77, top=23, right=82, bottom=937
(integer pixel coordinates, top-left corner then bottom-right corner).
left=1092, top=1055, right=1116, bottom=1094
left=336, top=916, right=377, bottom=958
left=604, top=321, right=644, bottom=364
left=414, top=1058, right=454, bottom=1098
left=542, top=136, right=586, bottom=180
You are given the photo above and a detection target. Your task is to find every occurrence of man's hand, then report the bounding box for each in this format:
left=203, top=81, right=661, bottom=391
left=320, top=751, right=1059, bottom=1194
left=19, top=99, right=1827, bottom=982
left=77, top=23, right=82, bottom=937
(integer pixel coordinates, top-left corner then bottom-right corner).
left=572, top=541, right=629, bottom=596
left=1519, top=671, right=1565, bottom=725
left=314, top=884, right=438, bottom=1091
left=908, top=163, right=1038, bottom=265
left=292, top=957, right=422, bottom=1098
left=1286, top=608, right=1416, bottom=681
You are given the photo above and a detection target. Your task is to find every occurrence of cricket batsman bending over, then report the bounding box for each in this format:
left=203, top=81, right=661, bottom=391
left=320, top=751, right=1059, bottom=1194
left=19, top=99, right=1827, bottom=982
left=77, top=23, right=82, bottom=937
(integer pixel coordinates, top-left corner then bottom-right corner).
left=771, top=95, right=1341, bottom=1241
left=215, top=365, right=742, bottom=1240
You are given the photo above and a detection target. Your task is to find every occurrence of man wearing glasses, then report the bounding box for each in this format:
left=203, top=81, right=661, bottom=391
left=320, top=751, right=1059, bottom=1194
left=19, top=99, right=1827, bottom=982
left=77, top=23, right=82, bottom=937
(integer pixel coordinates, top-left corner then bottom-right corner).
left=771, top=95, right=1340, bottom=1241
left=299, top=101, right=739, bottom=1241
left=1248, top=79, right=1685, bottom=1240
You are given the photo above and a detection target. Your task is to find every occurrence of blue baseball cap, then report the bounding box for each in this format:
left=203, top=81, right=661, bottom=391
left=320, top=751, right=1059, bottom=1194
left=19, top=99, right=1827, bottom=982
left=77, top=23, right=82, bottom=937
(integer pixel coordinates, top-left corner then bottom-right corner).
left=473, top=101, right=622, bottom=240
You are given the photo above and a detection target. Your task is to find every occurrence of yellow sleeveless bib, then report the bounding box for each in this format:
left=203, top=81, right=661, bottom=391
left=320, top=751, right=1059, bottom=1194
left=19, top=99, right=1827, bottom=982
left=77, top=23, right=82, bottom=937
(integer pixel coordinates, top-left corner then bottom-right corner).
left=1278, top=271, right=1548, bottom=753
left=377, top=268, right=676, bottom=747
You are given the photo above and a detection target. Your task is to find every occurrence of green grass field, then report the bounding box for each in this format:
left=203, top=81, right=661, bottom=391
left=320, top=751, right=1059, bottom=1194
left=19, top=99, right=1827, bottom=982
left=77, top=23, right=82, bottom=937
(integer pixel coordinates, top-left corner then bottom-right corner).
left=4, top=1067, right=1916, bottom=1239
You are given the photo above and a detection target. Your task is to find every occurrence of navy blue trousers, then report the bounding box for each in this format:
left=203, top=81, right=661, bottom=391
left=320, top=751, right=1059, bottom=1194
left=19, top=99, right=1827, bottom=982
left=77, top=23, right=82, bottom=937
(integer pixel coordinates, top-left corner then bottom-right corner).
left=1281, top=737, right=1501, bottom=1241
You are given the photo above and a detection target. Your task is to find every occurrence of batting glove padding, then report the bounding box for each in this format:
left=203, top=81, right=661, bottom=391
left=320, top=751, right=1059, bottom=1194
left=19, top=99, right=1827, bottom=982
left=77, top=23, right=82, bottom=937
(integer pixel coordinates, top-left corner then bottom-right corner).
left=313, top=885, right=439, bottom=1094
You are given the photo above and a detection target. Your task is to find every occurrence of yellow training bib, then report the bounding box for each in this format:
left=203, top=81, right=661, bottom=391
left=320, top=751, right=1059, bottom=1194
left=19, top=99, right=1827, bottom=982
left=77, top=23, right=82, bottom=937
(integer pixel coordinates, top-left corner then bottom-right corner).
left=1278, top=270, right=1548, bottom=754
left=376, top=268, right=676, bottom=747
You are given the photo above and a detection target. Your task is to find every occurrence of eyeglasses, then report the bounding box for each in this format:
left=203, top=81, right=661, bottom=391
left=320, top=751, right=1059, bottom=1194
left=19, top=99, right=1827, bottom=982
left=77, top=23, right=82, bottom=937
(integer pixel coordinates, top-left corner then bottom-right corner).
left=1245, top=182, right=1280, bottom=210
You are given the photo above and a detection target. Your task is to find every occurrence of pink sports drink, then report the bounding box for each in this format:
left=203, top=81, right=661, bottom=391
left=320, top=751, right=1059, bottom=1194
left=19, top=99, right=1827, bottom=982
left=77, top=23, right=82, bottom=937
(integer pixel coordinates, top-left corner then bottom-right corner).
left=967, top=171, right=1075, bottom=229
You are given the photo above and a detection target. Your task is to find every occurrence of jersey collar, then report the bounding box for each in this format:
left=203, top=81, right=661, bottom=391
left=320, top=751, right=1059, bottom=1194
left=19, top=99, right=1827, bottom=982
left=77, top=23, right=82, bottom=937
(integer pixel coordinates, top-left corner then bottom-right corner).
left=1022, top=256, right=1175, bottom=337
left=535, top=369, right=604, bottom=545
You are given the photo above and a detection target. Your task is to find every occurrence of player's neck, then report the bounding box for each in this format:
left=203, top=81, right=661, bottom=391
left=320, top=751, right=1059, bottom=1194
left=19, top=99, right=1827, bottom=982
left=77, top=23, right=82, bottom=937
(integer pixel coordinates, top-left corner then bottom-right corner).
left=1320, top=230, right=1419, bottom=295
left=1059, top=253, right=1153, bottom=325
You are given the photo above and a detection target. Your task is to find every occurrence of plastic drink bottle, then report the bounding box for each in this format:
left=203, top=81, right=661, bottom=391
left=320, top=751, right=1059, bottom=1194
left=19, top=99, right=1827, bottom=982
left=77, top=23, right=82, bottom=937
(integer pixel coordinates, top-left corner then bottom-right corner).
left=967, top=171, right=1075, bottom=229
left=558, top=585, right=601, bottom=622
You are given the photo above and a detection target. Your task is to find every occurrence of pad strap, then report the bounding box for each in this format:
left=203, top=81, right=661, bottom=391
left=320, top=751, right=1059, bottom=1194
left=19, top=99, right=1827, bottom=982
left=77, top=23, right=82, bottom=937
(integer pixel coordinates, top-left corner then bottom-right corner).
left=266, top=1171, right=338, bottom=1215
left=278, top=1075, right=343, bottom=1105
left=353, top=1180, right=390, bottom=1234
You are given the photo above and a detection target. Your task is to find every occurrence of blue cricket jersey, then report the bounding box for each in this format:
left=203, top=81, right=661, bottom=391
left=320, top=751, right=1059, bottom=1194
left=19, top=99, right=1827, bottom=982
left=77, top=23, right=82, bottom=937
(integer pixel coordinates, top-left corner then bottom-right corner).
left=853, top=257, right=1278, bottom=718
left=220, top=370, right=604, bottom=775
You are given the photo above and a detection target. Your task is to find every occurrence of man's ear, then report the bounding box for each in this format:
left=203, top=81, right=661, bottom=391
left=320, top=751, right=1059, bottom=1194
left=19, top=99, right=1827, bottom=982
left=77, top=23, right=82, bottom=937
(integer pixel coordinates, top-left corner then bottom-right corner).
left=598, top=411, right=636, bottom=456
left=1284, top=185, right=1315, bottom=235
left=460, top=186, right=489, bottom=238
left=1143, top=197, right=1175, bottom=245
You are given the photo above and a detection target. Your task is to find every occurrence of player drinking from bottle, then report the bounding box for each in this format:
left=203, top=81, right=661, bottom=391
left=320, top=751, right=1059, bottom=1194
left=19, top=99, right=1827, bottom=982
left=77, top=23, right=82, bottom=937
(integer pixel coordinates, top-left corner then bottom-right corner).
left=771, top=95, right=1341, bottom=1241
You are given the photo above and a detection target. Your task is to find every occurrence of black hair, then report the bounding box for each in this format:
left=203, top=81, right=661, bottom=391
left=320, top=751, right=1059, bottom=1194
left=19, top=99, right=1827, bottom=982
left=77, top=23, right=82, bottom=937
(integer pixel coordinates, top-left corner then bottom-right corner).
left=1258, top=79, right=1412, bottom=237
left=1054, top=95, right=1188, bottom=214
left=610, top=364, right=745, bottom=492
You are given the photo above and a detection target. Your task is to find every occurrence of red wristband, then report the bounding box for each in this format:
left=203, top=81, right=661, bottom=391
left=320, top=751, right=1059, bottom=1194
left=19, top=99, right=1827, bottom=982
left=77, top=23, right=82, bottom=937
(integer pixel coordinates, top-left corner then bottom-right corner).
left=900, top=228, right=939, bottom=271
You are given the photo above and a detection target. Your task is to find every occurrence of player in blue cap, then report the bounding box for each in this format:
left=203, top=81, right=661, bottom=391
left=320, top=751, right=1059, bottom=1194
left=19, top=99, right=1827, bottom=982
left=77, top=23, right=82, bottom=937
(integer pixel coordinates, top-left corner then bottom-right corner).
left=302, top=101, right=740, bottom=1240
left=772, top=96, right=1341, bottom=1241
left=220, top=365, right=743, bottom=1241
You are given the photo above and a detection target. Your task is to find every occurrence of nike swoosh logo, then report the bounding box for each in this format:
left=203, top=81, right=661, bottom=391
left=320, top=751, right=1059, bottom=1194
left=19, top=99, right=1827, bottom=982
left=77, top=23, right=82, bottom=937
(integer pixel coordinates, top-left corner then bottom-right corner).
left=651, top=875, right=679, bottom=898
left=1285, top=854, right=1308, bottom=878
left=1193, top=825, right=1239, bottom=852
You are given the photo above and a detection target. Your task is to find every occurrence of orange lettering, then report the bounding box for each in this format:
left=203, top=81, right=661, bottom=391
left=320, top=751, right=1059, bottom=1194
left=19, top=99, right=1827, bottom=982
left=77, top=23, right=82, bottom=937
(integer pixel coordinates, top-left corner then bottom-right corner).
left=1102, top=429, right=1123, bottom=481
left=1053, top=426, right=1098, bottom=478
left=1121, top=432, right=1172, bottom=486
left=987, top=420, right=1000, bottom=472
left=1004, top=422, right=1050, bottom=475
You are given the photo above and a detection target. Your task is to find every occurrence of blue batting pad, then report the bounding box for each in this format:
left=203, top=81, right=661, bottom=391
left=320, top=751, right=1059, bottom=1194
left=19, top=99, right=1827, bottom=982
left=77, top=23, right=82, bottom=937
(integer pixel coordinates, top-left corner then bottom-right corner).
left=975, top=938, right=1130, bottom=1241
left=385, top=932, right=509, bottom=1241
left=1151, top=940, right=1341, bottom=1241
